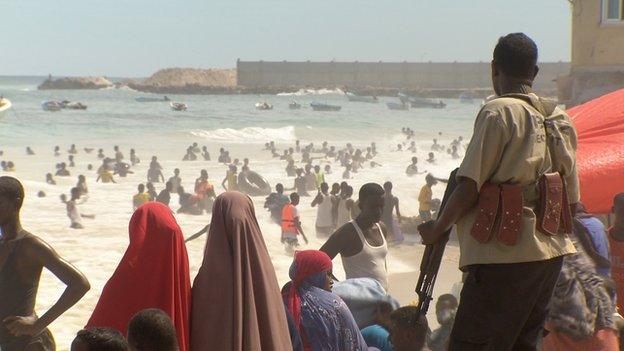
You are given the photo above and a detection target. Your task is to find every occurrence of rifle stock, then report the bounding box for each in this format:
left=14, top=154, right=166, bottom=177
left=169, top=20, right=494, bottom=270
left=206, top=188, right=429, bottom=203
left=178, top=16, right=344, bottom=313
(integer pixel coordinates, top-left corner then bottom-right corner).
left=415, top=168, right=459, bottom=319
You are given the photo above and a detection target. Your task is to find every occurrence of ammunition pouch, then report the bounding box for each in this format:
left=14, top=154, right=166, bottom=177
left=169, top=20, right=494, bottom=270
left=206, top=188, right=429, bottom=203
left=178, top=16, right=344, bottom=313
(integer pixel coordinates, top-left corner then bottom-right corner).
left=470, top=172, right=572, bottom=246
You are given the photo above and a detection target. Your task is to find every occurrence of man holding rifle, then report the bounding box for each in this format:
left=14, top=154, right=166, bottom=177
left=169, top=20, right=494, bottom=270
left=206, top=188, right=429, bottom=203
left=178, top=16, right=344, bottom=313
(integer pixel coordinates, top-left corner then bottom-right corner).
left=418, top=33, right=580, bottom=350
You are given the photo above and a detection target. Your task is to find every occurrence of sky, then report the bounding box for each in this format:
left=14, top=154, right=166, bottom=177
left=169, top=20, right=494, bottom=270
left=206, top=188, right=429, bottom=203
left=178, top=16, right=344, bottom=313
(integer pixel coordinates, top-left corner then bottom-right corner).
left=0, top=0, right=572, bottom=77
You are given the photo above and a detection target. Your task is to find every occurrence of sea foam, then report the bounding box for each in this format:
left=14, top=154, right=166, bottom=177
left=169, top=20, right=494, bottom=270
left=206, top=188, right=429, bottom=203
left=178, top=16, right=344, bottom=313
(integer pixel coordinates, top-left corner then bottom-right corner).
left=189, top=126, right=296, bottom=143
left=276, top=88, right=344, bottom=96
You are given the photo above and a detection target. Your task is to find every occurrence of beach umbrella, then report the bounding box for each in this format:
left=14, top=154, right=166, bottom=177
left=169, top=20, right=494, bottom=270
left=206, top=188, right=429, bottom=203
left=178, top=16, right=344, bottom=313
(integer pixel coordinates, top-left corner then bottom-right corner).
left=567, top=88, right=624, bottom=214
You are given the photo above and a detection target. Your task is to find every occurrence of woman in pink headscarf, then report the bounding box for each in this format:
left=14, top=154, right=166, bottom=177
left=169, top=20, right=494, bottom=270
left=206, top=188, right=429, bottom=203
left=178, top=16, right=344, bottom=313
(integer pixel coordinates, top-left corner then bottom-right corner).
left=284, top=250, right=369, bottom=351
left=190, top=192, right=293, bottom=351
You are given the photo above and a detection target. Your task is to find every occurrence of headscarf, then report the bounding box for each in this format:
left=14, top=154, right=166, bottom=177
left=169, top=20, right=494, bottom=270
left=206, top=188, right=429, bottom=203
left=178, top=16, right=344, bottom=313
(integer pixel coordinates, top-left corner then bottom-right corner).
left=284, top=250, right=368, bottom=351
left=86, top=202, right=191, bottom=351
left=190, top=192, right=293, bottom=351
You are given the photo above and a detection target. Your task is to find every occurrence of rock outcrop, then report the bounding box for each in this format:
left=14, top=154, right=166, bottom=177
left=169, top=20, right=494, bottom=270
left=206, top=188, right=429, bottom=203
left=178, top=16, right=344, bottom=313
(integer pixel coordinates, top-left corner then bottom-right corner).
left=142, top=68, right=236, bottom=87
left=126, top=68, right=237, bottom=94
left=38, top=76, right=114, bottom=90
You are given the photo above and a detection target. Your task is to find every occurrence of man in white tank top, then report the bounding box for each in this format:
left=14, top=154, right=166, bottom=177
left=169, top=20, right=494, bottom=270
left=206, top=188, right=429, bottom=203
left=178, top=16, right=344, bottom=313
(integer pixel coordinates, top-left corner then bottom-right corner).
left=311, top=182, right=334, bottom=238
left=320, top=183, right=389, bottom=291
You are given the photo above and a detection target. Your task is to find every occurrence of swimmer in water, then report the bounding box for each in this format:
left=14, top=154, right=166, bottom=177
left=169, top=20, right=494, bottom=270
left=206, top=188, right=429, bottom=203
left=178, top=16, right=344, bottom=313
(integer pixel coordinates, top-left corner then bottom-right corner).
left=26, top=147, right=35, bottom=155
left=97, top=149, right=105, bottom=159
left=76, top=175, right=88, bottom=197
left=56, top=162, right=70, bottom=177
left=406, top=157, right=425, bottom=175
left=113, top=162, right=133, bottom=177
left=183, top=147, right=197, bottom=161
left=370, top=161, right=382, bottom=168
left=54, top=146, right=61, bottom=157
left=221, top=165, right=238, bottom=191
left=130, top=148, right=140, bottom=165
left=201, top=146, right=211, bottom=161
left=342, top=164, right=352, bottom=179
left=408, top=141, right=417, bottom=153
left=45, top=173, right=56, bottom=185
left=168, top=168, right=182, bottom=193
left=427, top=152, right=436, bottom=164
left=451, top=145, right=461, bottom=159
left=191, top=142, right=200, bottom=153
left=114, top=145, right=124, bottom=162
left=324, top=164, right=332, bottom=175
left=147, top=156, right=164, bottom=183
left=68, top=155, right=75, bottom=168
left=146, top=182, right=158, bottom=201
left=287, top=168, right=310, bottom=196
left=61, top=187, right=95, bottom=229
left=68, top=144, right=78, bottom=154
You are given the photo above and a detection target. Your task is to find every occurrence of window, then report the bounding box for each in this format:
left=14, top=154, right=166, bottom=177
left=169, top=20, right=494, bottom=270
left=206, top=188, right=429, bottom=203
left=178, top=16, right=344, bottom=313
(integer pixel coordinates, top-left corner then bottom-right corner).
left=603, top=0, right=624, bottom=22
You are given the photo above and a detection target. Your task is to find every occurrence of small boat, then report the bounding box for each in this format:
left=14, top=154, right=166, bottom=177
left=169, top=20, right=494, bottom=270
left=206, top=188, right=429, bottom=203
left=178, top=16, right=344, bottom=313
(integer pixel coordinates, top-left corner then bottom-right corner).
left=345, top=92, right=378, bottom=103
left=61, top=100, right=87, bottom=110
left=288, top=101, right=302, bottom=110
left=135, top=96, right=170, bottom=102
left=170, top=102, right=187, bottom=111
left=42, top=100, right=63, bottom=111
left=0, top=98, right=12, bottom=119
left=398, top=93, right=446, bottom=109
left=255, top=102, right=273, bottom=110
left=310, top=102, right=341, bottom=111
left=386, top=102, right=409, bottom=110
left=459, top=91, right=475, bottom=104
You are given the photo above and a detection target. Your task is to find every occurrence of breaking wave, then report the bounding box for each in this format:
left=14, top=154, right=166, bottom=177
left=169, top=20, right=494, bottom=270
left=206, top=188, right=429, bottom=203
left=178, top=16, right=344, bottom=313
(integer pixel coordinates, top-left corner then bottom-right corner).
left=277, top=88, right=344, bottom=96
left=189, top=126, right=296, bottom=143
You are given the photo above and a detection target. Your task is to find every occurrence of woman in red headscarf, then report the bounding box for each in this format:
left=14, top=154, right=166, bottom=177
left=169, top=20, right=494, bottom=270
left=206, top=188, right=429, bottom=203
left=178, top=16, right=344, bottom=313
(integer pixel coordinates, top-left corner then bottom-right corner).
left=86, top=202, right=191, bottom=351
left=190, top=192, right=293, bottom=351
left=284, top=250, right=369, bottom=351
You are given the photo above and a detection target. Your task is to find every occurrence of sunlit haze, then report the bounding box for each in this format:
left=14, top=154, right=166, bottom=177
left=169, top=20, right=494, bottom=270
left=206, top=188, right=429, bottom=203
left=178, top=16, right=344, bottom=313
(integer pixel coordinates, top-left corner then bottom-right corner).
left=1, top=0, right=571, bottom=76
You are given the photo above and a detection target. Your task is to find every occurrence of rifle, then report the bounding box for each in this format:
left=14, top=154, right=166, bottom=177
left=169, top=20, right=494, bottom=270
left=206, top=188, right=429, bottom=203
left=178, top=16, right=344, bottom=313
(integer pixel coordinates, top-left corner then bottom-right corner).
left=415, top=168, right=459, bottom=318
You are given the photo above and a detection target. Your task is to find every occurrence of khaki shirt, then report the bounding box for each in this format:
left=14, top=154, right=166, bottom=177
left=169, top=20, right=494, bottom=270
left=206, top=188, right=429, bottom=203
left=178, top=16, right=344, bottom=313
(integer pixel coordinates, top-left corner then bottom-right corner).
left=456, top=93, right=578, bottom=268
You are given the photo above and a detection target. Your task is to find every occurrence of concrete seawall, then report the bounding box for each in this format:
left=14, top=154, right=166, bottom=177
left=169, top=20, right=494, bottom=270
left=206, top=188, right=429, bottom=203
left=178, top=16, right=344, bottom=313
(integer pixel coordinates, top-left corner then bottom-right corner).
left=237, top=60, right=570, bottom=95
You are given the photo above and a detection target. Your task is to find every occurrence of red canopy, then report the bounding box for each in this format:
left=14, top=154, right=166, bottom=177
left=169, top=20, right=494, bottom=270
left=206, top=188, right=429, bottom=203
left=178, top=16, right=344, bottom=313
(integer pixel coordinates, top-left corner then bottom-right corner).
left=567, top=88, right=624, bottom=214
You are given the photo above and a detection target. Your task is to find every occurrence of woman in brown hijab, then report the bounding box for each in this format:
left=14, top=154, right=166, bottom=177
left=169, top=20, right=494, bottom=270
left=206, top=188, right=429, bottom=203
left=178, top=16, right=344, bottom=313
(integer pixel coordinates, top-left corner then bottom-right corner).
left=190, top=192, right=293, bottom=351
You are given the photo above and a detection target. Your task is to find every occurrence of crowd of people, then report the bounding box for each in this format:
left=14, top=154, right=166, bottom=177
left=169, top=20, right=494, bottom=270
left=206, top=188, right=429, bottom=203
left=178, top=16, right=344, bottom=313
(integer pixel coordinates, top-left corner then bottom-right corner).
left=3, top=32, right=624, bottom=351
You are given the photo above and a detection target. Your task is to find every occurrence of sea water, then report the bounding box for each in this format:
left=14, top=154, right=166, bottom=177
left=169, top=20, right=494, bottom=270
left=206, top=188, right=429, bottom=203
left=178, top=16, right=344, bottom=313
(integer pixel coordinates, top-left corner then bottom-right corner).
left=0, top=76, right=480, bottom=348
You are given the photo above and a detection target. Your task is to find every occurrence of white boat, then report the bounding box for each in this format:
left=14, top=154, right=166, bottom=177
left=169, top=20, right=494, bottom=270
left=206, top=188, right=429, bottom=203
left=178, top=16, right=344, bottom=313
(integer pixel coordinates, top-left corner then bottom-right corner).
left=345, top=92, right=378, bottom=103
left=170, top=102, right=187, bottom=111
left=255, top=102, right=273, bottom=110
left=0, top=98, right=12, bottom=119
left=42, top=100, right=63, bottom=111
